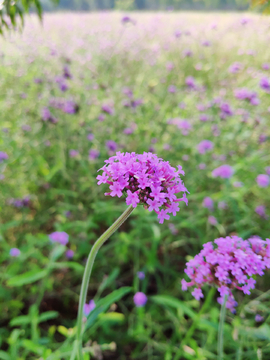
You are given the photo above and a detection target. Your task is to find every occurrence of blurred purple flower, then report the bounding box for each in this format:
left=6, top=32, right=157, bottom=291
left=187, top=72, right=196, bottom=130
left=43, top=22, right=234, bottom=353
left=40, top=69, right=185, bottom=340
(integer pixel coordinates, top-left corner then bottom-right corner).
left=212, top=165, right=234, bottom=179
left=203, top=197, right=214, bottom=210
left=133, top=292, right=147, bottom=307
left=218, top=201, right=227, bottom=210
left=98, top=114, right=105, bottom=122
left=197, top=140, right=214, bottom=154
left=168, top=85, right=177, bottom=93
left=255, top=205, right=267, bottom=219
left=137, top=271, right=145, bottom=280
left=106, top=140, right=117, bottom=153
left=49, top=231, right=69, bottom=246
left=229, top=62, right=242, bottom=73
left=198, top=163, right=206, bottom=170
left=10, top=248, right=21, bottom=257
left=42, top=107, right=51, bottom=121
left=265, top=167, right=270, bottom=176
left=208, top=216, right=217, bottom=225
left=168, top=223, right=178, bottom=235
left=63, top=65, right=72, bottom=79
left=233, top=181, right=243, bottom=188
left=83, top=300, right=96, bottom=316
left=87, top=133, right=94, bottom=141
left=183, top=49, right=193, bottom=57
left=69, top=150, right=79, bottom=158
left=0, top=152, right=8, bottom=162
left=63, top=100, right=78, bottom=114
left=174, top=30, right=181, bottom=38
left=262, top=63, right=270, bottom=71
left=21, top=125, right=31, bottom=131
left=66, top=249, right=74, bottom=259
left=102, top=104, right=114, bottom=115
left=185, top=76, right=196, bottom=89
left=89, top=149, right=100, bottom=160
left=260, top=77, right=270, bottom=92
left=255, top=314, right=264, bottom=322
left=220, top=102, right=233, bottom=118
left=256, top=174, right=269, bottom=187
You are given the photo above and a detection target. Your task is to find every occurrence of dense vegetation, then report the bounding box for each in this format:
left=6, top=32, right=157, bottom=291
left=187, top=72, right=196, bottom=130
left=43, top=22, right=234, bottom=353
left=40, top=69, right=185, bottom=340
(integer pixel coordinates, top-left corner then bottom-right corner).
left=0, top=12, right=270, bottom=360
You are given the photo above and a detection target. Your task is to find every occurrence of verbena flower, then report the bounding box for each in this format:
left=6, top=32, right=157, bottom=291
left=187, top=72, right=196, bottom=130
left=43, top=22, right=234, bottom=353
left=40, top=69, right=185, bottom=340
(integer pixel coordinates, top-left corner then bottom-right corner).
left=97, top=152, right=188, bottom=224
left=10, top=248, right=21, bottom=257
left=66, top=249, right=74, bottom=259
left=260, top=77, right=270, bottom=92
left=255, top=205, right=267, bottom=219
left=49, top=231, right=69, bottom=245
left=208, top=215, right=217, bottom=225
left=203, top=197, right=214, bottom=210
left=83, top=300, right=96, bottom=316
left=197, top=140, right=214, bottom=154
left=212, top=165, right=234, bottom=179
left=256, top=174, right=269, bottom=188
left=133, top=292, right=148, bottom=307
left=137, top=271, right=145, bottom=280
left=182, top=236, right=270, bottom=313
left=0, top=152, right=8, bottom=162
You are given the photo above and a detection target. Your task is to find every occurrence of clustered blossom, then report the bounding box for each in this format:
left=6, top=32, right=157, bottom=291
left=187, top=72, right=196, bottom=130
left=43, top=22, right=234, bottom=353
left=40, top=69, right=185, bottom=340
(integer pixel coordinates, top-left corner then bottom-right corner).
left=182, top=236, right=270, bottom=312
left=97, top=152, right=188, bottom=224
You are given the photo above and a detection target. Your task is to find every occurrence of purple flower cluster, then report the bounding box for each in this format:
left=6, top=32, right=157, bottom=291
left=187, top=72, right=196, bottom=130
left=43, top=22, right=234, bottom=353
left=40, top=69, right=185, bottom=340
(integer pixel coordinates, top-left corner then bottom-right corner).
left=49, top=231, right=69, bottom=245
left=182, top=236, right=270, bottom=312
left=0, top=151, right=8, bottom=162
left=197, top=140, right=214, bottom=154
left=234, top=88, right=260, bottom=106
left=212, top=164, right=234, bottom=179
left=97, top=152, right=188, bottom=224
left=260, top=77, right=270, bottom=92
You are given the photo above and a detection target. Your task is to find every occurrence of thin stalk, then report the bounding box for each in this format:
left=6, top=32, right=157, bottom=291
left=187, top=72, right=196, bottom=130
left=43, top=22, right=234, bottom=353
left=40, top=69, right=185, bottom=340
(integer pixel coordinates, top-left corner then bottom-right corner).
left=74, top=205, right=134, bottom=360
left=174, top=287, right=216, bottom=360
left=218, top=295, right=228, bottom=360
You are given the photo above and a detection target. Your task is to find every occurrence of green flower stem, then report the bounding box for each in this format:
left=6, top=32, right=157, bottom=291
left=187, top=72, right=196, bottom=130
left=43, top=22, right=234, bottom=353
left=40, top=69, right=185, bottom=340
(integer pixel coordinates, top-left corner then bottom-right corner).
left=218, top=294, right=228, bottom=360
left=75, top=205, right=134, bottom=359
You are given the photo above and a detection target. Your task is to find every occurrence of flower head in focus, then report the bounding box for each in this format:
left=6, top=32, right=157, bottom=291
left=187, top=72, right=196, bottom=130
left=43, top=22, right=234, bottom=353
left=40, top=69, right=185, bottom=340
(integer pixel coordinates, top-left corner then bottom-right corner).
left=97, top=152, right=188, bottom=224
left=182, top=236, right=270, bottom=312
left=49, top=231, right=69, bottom=245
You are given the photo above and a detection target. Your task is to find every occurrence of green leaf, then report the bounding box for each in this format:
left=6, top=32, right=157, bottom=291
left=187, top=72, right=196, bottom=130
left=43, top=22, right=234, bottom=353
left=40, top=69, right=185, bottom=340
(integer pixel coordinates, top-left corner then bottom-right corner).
left=38, top=311, right=59, bottom=323
left=99, top=312, right=125, bottom=324
left=0, top=350, right=11, bottom=360
left=151, top=295, right=196, bottom=319
left=50, top=245, right=66, bottom=261
left=7, top=269, right=47, bottom=287
left=85, top=287, right=131, bottom=330
left=51, top=262, right=84, bottom=272
left=9, top=315, right=30, bottom=327
left=21, top=339, right=45, bottom=356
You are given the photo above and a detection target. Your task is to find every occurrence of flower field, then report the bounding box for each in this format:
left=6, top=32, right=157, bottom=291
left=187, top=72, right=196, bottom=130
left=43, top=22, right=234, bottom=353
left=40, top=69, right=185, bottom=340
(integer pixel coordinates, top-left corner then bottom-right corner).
left=0, top=11, right=270, bottom=360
